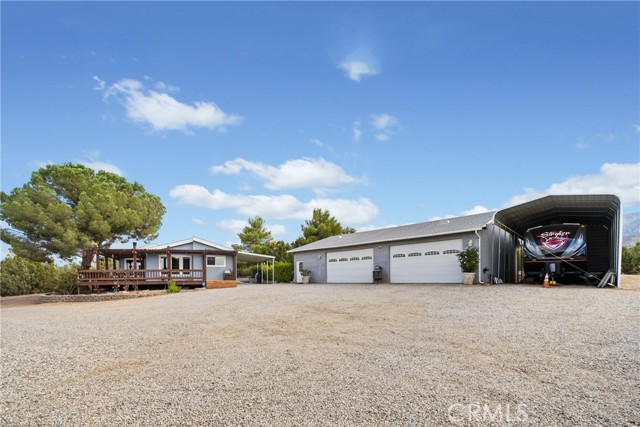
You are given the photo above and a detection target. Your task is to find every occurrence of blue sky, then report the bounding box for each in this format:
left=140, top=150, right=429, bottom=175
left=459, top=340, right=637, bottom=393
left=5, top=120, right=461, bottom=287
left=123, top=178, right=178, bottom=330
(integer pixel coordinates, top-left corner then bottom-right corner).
left=2, top=1, right=639, bottom=249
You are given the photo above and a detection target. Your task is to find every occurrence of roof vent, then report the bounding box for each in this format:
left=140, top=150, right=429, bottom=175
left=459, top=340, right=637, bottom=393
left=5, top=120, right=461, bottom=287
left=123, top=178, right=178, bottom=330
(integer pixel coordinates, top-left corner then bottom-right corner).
left=439, top=219, right=451, bottom=225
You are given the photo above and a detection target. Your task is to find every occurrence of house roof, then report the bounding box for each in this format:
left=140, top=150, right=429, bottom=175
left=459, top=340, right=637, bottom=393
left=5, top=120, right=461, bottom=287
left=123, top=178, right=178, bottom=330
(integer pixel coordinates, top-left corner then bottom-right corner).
left=141, top=236, right=275, bottom=262
left=289, top=211, right=496, bottom=253
left=141, top=236, right=233, bottom=251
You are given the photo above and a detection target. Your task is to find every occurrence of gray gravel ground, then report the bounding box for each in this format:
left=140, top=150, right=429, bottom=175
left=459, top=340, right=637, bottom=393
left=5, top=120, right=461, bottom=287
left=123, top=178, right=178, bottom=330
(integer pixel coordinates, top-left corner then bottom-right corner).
left=2, top=284, right=639, bottom=426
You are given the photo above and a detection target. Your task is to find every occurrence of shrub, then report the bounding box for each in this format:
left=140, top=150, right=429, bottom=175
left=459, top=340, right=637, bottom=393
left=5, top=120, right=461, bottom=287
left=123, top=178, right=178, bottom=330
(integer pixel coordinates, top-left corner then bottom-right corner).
left=621, top=242, right=640, bottom=274
left=0, top=255, right=77, bottom=296
left=249, top=262, right=294, bottom=283
left=166, top=280, right=181, bottom=293
left=457, top=246, right=479, bottom=273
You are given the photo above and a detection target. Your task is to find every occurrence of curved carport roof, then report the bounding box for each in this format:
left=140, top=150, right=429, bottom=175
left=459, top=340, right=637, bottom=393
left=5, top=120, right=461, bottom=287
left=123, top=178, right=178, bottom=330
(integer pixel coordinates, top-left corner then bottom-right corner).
left=494, top=194, right=621, bottom=237
left=494, top=194, right=622, bottom=286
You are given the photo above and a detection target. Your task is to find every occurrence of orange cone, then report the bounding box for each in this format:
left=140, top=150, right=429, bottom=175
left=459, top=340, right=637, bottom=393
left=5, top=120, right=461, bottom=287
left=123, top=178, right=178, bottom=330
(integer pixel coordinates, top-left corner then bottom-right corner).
left=543, top=273, right=550, bottom=288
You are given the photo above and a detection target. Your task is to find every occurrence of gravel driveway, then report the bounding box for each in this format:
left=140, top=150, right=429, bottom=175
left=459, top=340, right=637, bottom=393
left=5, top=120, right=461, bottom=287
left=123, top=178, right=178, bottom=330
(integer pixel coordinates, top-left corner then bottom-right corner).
left=2, top=284, right=638, bottom=426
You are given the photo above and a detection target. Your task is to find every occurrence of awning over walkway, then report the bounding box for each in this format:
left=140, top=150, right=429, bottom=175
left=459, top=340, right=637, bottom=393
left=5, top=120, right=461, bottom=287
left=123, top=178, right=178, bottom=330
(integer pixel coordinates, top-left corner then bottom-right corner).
left=237, top=251, right=275, bottom=263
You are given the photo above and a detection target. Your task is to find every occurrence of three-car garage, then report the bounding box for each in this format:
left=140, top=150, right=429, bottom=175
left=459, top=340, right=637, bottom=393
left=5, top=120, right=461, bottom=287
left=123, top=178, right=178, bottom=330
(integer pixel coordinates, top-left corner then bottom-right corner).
left=291, top=194, right=623, bottom=287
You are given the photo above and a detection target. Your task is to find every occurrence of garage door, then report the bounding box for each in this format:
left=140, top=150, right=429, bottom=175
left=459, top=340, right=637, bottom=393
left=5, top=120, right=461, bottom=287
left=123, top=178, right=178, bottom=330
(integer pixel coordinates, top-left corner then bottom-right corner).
left=327, top=249, right=374, bottom=283
left=390, top=240, right=462, bottom=283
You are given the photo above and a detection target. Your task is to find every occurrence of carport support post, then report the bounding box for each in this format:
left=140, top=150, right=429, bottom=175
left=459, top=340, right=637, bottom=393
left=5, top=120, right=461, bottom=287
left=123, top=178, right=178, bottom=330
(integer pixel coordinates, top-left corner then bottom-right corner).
left=272, top=259, right=275, bottom=284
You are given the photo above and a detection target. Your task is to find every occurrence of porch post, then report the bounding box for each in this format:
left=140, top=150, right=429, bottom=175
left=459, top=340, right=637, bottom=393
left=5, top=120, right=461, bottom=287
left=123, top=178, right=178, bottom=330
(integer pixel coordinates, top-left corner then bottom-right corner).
left=202, top=252, right=207, bottom=283
left=167, top=246, right=172, bottom=281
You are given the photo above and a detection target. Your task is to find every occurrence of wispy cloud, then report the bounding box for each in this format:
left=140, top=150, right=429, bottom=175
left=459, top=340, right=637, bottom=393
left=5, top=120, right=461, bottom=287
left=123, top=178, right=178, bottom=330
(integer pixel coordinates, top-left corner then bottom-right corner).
left=91, top=75, right=105, bottom=91
left=267, top=224, right=287, bottom=237
left=217, top=219, right=248, bottom=233
left=575, top=133, right=616, bottom=149
left=371, top=113, right=398, bottom=130
left=192, top=218, right=205, bottom=226
left=81, top=160, right=124, bottom=176
left=352, top=121, right=362, bottom=141
left=505, top=162, right=640, bottom=208
left=170, top=185, right=379, bottom=226
left=371, top=113, right=399, bottom=141
left=339, top=60, right=379, bottom=82
left=101, top=77, right=243, bottom=132
left=633, top=124, right=640, bottom=133
left=210, top=157, right=365, bottom=193
left=78, top=151, right=124, bottom=176
left=311, top=139, right=333, bottom=152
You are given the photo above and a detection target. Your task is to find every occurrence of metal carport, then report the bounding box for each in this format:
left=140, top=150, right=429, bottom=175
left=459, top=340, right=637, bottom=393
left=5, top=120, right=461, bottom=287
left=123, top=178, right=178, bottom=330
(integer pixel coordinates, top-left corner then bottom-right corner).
left=493, top=194, right=622, bottom=287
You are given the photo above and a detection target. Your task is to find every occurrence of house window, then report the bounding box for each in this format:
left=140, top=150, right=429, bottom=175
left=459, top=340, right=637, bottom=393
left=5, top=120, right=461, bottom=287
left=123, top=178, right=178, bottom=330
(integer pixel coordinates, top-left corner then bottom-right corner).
left=124, top=258, right=144, bottom=269
left=206, top=256, right=226, bottom=268
left=160, top=256, right=192, bottom=270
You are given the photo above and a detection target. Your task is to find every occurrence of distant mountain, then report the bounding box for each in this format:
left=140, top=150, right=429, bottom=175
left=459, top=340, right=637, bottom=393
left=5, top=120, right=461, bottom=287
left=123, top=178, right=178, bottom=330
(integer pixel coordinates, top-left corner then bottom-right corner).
left=623, top=212, right=640, bottom=246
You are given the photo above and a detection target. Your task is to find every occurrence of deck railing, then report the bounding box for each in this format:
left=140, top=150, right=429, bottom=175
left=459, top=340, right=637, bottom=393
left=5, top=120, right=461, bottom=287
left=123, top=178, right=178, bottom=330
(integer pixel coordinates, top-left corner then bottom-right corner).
left=77, top=269, right=205, bottom=284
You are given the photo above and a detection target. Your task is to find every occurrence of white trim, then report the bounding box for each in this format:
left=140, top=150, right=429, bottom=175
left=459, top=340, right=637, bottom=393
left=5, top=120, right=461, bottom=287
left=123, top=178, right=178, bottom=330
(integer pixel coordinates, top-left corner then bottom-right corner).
left=206, top=255, right=226, bottom=268
left=160, top=255, right=193, bottom=270
left=142, top=236, right=233, bottom=251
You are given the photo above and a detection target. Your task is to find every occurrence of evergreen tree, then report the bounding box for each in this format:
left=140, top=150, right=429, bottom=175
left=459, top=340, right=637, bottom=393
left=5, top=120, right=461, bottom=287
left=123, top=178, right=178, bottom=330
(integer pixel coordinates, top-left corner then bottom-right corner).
left=1, top=163, right=165, bottom=268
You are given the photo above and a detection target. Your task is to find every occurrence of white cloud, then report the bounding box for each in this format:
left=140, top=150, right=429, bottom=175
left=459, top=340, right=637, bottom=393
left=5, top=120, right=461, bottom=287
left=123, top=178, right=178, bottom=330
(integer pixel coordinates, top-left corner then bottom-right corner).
left=77, top=151, right=124, bottom=176
left=92, top=75, right=105, bottom=91
left=575, top=133, right=616, bottom=149
left=103, top=78, right=242, bottom=132
left=505, top=163, right=640, bottom=208
left=633, top=124, right=640, bottom=133
left=338, top=60, right=378, bottom=82
left=210, top=157, right=364, bottom=192
left=267, top=224, right=287, bottom=237
left=217, top=219, right=285, bottom=237
left=192, top=218, right=205, bottom=226
left=371, top=113, right=398, bottom=130
left=371, top=113, right=399, bottom=141
left=311, top=139, right=333, bottom=152
left=217, top=219, right=248, bottom=233
left=169, top=185, right=378, bottom=226
left=81, top=161, right=124, bottom=176
left=461, top=205, right=492, bottom=216
left=356, top=223, right=401, bottom=233
left=352, top=121, right=362, bottom=141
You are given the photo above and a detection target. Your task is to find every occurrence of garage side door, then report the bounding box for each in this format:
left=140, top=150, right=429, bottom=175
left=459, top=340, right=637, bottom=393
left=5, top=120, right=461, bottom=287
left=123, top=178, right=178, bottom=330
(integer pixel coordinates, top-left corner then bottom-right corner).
left=327, top=249, right=374, bottom=283
left=390, top=240, right=462, bottom=283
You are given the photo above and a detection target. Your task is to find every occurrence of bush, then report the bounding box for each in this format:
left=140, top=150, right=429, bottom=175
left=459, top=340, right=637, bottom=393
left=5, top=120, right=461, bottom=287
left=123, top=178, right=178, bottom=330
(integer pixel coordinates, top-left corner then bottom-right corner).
left=457, top=246, right=479, bottom=273
left=622, top=242, right=640, bottom=274
left=0, top=255, right=77, bottom=296
left=166, top=280, right=181, bottom=293
left=249, top=262, right=294, bottom=283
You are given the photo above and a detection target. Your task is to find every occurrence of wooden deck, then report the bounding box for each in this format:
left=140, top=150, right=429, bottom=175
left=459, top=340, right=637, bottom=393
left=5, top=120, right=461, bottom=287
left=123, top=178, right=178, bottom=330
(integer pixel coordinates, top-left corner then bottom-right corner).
left=76, top=268, right=223, bottom=292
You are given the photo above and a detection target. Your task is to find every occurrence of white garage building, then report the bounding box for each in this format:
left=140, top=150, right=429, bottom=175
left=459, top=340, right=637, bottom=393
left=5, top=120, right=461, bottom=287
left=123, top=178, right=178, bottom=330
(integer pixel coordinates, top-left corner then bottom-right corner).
left=289, top=195, right=622, bottom=286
